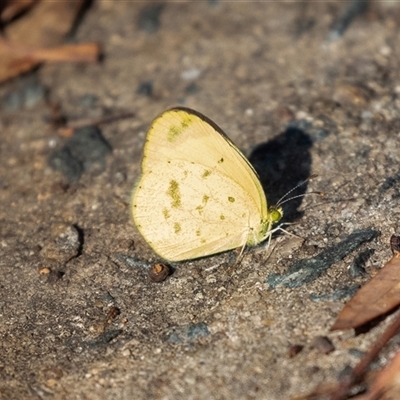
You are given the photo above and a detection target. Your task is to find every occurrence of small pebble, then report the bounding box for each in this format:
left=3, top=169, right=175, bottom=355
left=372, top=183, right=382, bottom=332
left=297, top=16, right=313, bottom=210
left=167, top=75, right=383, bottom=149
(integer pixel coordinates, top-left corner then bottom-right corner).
left=89, top=323, right=105, bottom=334
left=289, top=344, right=304, bottom=358
left=106, top=306, right=121, bottom=324
left=310, top=336, right=335, bottom=354
left=148, top=263, right=170, bottom=283
left=48, top=126, right=112, bottom=182
left=333, top=83, right=370, bottom=106
left=38, top=267, right=51, bottom=275
left=165, top=322, right=210, bottom=344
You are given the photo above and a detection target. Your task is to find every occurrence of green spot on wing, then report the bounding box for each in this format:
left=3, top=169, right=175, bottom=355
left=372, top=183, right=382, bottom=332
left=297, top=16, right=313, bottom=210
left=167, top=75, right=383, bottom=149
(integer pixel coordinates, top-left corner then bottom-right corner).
left=195, top=205, right=203, bottom=214
left=202, top=170, right=211, bottom=178
left=181, top=116, right=192, bottom=128
left=163, top=208, right=170, bottom=219
left=220, top=214, right=225, bottom=220
left=228, top=196, right=235, bottom=203
left=167, top=115, right=194, bottom=142
left=167, top=180, right=181, bottom=208
left=167, top=126, right=182, bottom=142
left=174, top=222, right=181, bottom=234
left=196, top=195, right=210, bottom=214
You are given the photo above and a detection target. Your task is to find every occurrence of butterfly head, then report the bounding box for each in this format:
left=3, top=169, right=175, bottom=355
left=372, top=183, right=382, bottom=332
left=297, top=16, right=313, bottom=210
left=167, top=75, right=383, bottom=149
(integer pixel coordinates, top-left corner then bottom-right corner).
left=246, top=206, right=283, bottom=247
left=268, top=205, right=283, bottom=225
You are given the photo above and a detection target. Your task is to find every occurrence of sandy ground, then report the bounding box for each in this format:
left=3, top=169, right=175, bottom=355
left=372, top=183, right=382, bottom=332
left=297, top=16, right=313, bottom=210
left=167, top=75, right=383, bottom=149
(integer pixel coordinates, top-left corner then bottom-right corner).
left=1, top=2, right=400, bottom=399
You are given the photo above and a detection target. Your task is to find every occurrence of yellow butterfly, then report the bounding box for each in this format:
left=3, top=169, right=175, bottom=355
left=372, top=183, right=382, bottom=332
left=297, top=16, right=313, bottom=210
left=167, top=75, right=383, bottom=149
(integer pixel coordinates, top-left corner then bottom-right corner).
left=131, top=107, right=283, bottom=261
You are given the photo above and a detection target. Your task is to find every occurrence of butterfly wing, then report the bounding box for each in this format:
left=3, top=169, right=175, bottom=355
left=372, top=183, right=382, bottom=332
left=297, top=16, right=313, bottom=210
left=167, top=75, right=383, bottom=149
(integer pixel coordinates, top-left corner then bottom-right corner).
left=132, top=108, right=269, bottom=261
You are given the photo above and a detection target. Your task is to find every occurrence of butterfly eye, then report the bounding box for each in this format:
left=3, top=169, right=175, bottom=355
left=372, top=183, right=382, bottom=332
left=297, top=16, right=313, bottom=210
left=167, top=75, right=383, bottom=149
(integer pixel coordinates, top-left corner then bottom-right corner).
left=269, top=207, right=283, bottom=223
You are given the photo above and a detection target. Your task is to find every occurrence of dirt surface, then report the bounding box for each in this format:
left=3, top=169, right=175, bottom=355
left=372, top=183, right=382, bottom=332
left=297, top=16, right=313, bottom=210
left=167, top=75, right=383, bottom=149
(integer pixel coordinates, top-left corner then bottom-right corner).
left=1, top=2, right=400, bottom=399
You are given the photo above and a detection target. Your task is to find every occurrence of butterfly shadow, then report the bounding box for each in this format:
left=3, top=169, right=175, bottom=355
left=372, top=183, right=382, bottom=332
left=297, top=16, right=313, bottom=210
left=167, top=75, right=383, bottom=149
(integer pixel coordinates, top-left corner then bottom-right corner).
left=248, top=125, right=313, bottom=224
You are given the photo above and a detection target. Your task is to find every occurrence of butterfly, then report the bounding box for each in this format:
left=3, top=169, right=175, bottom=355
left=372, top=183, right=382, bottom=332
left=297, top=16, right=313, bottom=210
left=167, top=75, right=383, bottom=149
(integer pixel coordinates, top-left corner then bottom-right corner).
left=131, top=107, right=283, bottom=261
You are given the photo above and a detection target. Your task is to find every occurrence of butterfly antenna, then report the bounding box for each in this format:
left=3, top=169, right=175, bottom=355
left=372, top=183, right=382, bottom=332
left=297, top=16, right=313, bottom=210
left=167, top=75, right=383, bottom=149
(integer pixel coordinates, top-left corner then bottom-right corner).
left=276, top=191, right=324, bottom=207
left=275, top=174, right=319, bottom=207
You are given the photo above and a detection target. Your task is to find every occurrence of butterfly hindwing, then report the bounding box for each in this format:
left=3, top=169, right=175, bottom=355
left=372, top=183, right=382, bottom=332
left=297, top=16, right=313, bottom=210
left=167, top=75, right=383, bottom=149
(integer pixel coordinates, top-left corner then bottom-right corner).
left=132, top=107, right=276, bottom=261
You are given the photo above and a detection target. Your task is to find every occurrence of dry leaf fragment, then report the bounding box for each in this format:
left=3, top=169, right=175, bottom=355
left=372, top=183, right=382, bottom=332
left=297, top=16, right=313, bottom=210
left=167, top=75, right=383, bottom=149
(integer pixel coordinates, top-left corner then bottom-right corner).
left=0, top=0, right=97, bottom=82
left=0, top=40, right=101, bottom=63
left=0, top=0, right=37, bottom=23
left=353, top=349, right=400, bottom=400
left=304, top=309, right=400, bottom=400
left=331, top=235, right=400, bottom=331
